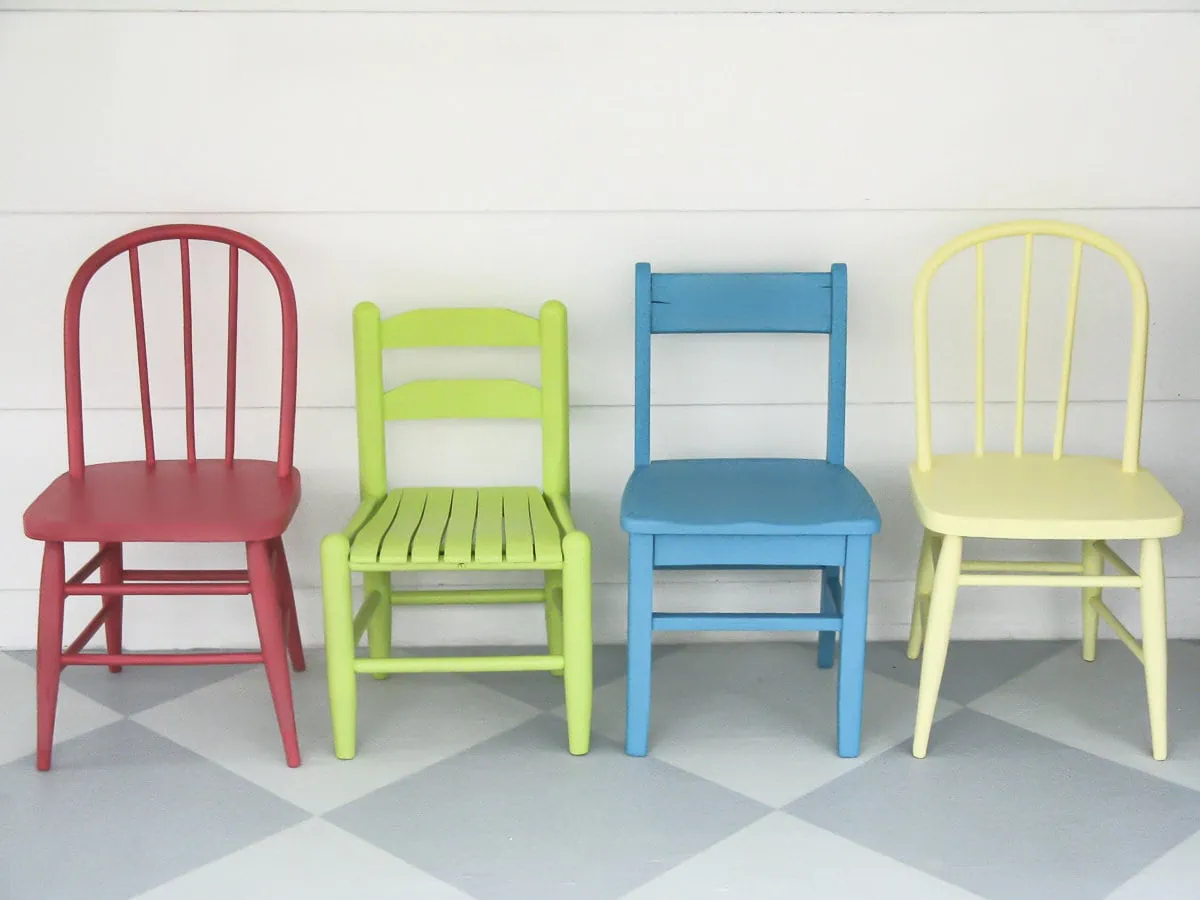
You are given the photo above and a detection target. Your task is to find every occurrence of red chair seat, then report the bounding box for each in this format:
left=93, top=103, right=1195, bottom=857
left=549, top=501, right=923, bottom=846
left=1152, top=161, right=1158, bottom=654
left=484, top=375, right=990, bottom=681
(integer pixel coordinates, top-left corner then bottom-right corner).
left=24, top=459, right=301, bottom=544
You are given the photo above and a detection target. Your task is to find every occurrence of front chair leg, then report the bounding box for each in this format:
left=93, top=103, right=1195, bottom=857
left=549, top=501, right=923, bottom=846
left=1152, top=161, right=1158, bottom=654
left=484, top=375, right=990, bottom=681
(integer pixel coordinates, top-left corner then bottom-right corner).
left=364, top=571, right=393, bottom=681
left=100, top=542, right=124, bottom=673
left=248, top=541, right=301, bottom=768
left=1140, top=538, right=1168, bottom=761
left=321, top=533, right=358, bottom=761
left=625, top=534, right=654, bottom=757
left=836, top=536, right=872, bottom=758
left=912, top=534, right=962, bottom=759
left=561, top=532, right=593, bottom=755
left=36, top=542, right=67, bottom=772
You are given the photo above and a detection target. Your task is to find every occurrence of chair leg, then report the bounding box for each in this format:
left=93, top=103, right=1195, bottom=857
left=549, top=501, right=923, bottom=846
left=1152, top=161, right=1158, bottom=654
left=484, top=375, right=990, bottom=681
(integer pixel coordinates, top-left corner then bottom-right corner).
left=817, top=567, right=838, bottom=670
left=247, top=541, right=301, bottom=768
left=36, top=542, right=67, bottom=772
left=271, top=538, right=306, bottom=673
left=561, top=532, right=593, bottom=755
left=1081, top=539, right=1102, bottom=663
left=1140, top=538, right=1168, bottom=761
left=625, top=534, right=654, bottom=757
left=364, top=571, right=393, bottom=681
left=100, top=542, right=124, bottom=673
left=321, top=533, right=358, bottom=761
left=837, top=536, right=872, bottom=758
left=907, top=530, right=939, bottom=660
left=912, top=534, right=962, bottom=759
left=545, top=570, right=565, bottom=675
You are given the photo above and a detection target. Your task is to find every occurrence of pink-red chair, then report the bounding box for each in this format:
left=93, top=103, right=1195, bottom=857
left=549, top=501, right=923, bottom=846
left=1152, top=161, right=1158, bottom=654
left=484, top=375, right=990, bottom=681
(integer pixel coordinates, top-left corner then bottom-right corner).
left=22, top=224, right=305, bottom=769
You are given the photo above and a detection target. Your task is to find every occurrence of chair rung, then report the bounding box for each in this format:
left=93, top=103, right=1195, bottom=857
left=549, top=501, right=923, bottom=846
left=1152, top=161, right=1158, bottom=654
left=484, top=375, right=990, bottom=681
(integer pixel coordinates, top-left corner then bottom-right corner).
left=123, top=568, right=249, bottom=582
left=958, top=574, right=1140, bottom=588
left=64, top=582, right=251, bottom=596
left=652, top=612, right=842, bottom=633
left=354, top=655, right=564, bottom=675
left=61, top=652, right=265, bottom=666
left=391, top=589, right=547, bottom=605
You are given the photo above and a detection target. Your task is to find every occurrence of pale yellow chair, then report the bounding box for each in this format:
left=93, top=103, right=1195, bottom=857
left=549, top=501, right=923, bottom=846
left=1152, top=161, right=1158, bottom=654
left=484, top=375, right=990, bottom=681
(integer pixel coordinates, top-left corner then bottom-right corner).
left=906, top=220, right=1183, bottom=760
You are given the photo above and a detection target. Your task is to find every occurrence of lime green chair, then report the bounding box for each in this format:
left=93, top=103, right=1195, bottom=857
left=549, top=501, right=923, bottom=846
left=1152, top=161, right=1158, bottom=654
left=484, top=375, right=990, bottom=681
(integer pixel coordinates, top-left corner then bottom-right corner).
left=320, top=300, right=593, bottom=758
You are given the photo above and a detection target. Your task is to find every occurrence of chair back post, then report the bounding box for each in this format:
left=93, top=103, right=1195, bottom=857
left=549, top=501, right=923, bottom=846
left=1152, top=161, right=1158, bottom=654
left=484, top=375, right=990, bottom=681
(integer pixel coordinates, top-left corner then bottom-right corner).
left=539, top=300, right=571, bottom=501
left=913, top=219, right=1150, bottom=474
left=633, top=262, right=653, bottom=468
left=352, top=301, right=389, bottom=501
left=826, top=263, right=849, bottom=465
left=62, top=224, right=298, bottom=479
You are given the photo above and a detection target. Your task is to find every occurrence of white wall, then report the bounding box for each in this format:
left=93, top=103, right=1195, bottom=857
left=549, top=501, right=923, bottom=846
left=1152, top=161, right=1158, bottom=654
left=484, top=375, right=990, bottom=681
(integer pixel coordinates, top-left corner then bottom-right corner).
left=2, top=3, right=1198, bottom=650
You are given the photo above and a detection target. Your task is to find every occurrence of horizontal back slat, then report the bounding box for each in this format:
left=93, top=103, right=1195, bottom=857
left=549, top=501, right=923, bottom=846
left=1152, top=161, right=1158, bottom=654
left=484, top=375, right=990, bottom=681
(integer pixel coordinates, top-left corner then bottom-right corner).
left=382, top=378, right=542, bottom=420
left=381, top=308, right=540, bottom=348
left=650, top=272, right=833, bottom=334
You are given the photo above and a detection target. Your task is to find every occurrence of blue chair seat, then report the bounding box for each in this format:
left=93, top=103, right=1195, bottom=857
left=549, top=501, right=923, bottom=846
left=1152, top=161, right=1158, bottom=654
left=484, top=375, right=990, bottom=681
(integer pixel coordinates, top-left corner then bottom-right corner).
left=621, top=458, right=880, bottom=536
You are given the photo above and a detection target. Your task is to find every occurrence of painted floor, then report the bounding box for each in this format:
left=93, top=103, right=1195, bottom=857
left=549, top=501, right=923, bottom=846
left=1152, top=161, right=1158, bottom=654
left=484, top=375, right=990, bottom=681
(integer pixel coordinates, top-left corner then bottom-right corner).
left=4, top=640, right=1200, bottom=899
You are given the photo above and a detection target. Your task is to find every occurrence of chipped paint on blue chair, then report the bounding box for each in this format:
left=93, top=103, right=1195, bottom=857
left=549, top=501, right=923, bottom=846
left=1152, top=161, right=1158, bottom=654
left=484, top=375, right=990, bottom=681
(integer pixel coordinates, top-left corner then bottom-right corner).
left=620, top=262, right=881, bottom=758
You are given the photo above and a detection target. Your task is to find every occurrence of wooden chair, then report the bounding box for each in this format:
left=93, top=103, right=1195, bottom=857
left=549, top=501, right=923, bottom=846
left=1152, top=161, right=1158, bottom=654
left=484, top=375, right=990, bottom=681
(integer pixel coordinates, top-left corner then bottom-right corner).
left=620, top=263, right=881, bottom=758
left=907, top=220, right=1183, bottom=760
left=320, top=300, right=592, bottom=759
left=23, top=224, right=305, bottom=770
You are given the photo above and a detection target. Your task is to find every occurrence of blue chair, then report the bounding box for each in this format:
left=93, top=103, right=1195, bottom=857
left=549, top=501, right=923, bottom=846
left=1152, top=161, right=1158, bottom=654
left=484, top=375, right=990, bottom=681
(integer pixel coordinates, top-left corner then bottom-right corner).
left=620, top=262, right=881, bottom=758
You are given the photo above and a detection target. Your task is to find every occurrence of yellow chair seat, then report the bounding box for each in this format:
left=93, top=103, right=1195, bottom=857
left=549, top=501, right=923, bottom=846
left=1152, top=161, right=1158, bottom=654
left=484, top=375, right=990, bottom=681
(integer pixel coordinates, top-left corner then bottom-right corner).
left=910, top=453, right=1183, bottom=541
left=348, top=486, right=563, bottom=568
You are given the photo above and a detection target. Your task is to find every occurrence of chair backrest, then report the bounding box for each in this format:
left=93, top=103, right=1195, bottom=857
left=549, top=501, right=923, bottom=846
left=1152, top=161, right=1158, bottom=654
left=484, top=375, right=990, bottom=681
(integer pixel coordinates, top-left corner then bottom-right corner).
left=352, top=300, right=570, bottom=501
left=913, top=220, right=1149, bottom=474
left=64, top=224, right=298, bottom=478
left=634, top=262, right=849, bottom=467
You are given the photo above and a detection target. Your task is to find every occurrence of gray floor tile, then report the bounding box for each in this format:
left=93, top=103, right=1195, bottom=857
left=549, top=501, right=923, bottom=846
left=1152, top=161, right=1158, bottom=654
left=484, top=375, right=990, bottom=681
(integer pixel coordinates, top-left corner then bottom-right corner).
left=326, top=714, right=771, bottom=900
left=865, top=640, right=1070, bottom=705
left=0, top=720, right=308, bottom=900
left=787, top=709, right=1200, bottom=900
left=8, top=649, right=253, bottom=716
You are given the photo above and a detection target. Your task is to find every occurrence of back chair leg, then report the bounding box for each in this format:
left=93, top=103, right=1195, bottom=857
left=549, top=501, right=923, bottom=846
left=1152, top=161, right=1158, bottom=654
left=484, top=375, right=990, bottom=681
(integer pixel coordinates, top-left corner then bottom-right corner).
left=1139, top=538, right=1168, bottom=761
left=817, top=567, right=838, bottom=670
left=248, top=540, right=301, bottom=768
left=36, top=542, right=67, bottom=772
left=321, top=533, right=358, bottom=760
left=907, top=530, right=938, bottom=660
left=100, top=542, right=124, bottom=673
left=271, top=538, right=306, bottom=673
left=364, top=571, right=393, bottom=681
left=545, top=570, right=565, bottom=675
left=625, top=534, right=654, bottom=757
left=561, top=532, right=593, bottom=756
left=837, top=536, right=872, bottom=758
left=912, top=534, right=962, bottom=759
left=1081, top=540, right=1102, bottom=663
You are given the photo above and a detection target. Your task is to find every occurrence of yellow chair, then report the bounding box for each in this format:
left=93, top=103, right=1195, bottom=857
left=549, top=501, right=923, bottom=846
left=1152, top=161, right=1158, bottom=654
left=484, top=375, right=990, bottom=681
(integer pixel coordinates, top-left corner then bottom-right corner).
left=906, top=220, right=1183, bottom=760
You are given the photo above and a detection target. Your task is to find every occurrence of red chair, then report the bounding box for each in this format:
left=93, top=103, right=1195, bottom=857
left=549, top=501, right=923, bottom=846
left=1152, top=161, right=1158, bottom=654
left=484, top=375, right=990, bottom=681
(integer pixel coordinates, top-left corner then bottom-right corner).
left=23, top=224, right=305, bottom=770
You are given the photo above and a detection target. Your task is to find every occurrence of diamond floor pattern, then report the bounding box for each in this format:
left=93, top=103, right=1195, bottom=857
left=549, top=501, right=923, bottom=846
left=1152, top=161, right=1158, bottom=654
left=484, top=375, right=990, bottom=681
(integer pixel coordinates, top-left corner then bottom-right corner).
left=3, top=641, right=1200, bottom=899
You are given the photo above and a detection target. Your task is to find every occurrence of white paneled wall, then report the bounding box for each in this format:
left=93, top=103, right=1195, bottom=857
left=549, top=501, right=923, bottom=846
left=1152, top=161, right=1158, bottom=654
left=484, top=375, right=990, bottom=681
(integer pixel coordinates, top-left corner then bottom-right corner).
left=1, top=4, right=1197, bottom=649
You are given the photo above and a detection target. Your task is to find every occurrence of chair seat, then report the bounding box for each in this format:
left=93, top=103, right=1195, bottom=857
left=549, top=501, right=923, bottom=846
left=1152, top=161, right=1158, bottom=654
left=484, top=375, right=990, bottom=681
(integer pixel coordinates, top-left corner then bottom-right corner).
left=620, top=458, right=880, bottom=536
left=910, top=453, right=1183, bottom=540
left=349, top=486, right=564, bottom=568
left=23, top=459, right=301, bottom=543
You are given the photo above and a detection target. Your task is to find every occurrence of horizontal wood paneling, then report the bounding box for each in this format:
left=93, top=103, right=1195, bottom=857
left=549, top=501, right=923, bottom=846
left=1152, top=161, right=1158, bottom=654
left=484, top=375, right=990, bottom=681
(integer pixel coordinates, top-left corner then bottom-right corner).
left=1, top=13, right=1197, bottom=212
left=4, top=210, right=1199, bottom=411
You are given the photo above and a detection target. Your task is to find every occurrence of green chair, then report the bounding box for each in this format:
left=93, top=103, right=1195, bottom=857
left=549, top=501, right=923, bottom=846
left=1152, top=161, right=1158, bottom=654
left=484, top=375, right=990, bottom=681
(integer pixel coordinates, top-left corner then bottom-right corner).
left=320, top=300, right=593, bottom=758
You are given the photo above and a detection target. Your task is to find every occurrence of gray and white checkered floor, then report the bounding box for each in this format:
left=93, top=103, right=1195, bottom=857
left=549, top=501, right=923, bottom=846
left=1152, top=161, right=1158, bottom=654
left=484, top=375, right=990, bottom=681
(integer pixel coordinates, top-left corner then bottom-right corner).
left=5, top=640, right=1200, bottom=899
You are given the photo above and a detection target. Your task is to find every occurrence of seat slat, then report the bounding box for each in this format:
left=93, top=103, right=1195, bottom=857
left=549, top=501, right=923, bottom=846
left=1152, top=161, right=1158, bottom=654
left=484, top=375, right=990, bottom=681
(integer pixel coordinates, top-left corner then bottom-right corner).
left=502, top=488, right=535, bottom=563
left=379, top=489, right=429, bottom=565
left=528, top=492, right=563, bottom=563
left=349, top=491, right=404, bottom=564
left=475, top=488, right=505, bottom=563
left=410, top=487, right=454, bottom=563
left=443, top=489, right=479, bottom=564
